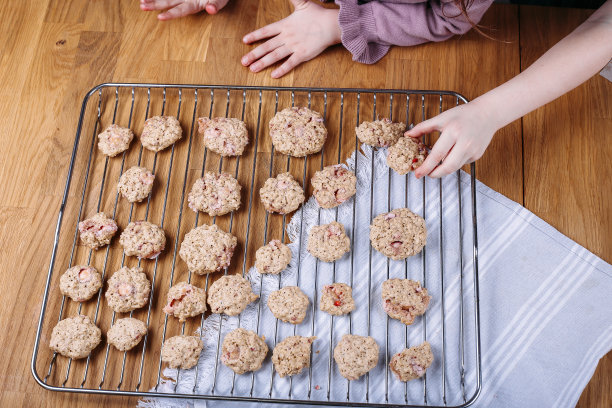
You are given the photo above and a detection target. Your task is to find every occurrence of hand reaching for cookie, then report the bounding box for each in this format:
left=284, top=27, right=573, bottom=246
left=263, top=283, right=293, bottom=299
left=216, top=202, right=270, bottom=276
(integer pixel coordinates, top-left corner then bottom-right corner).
left=241, top=0, right=341, bottom=78
left=405, top=102, right=497, bottom=179
left=140, top=0, right=229, bottom=20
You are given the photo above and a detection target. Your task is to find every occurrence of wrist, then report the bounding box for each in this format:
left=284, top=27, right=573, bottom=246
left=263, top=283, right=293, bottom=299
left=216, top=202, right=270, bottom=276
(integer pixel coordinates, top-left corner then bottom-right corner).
left=325, top=8, right=342, bottom=45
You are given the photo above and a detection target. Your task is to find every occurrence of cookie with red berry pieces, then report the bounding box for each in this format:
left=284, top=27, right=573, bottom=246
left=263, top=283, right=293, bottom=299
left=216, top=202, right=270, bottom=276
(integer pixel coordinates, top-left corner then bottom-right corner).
left=386, top=136, right=428, bottom=175
left=78, top=212, right=118, bottom=249
left=198, top=117, right=249, bottom=157
left=221, top=328, right=268, bottom=375
left=117, top=166, right=155, bottom=203
left=389, top=341, right=434, bottom=381
left=307, top=221, right=350, bottom=263
left=59, top=265, right=102, bottom=302
left=381, top=278, right=430, bottom=325
left=187, top=171, right=241, bottom=216
left=259, top=172, right=305, bottom=214
left=356, top=119, right=405, bottom=147
left=162, top=281, right=207, bottom=322
left=269, top=107, right=327, bottom=157
left=319, top=283, right=355, bottom=316
left=105, top=266, right=151, bottom=313
left=140, top=116, right=182, bottom=152
left=370, top=208, right=426, bottom=260
left=119, top=221, right=165, bottom=260
left=97, top=124, right=134, bottom=157
left=311, top=164, right=357, bottom=209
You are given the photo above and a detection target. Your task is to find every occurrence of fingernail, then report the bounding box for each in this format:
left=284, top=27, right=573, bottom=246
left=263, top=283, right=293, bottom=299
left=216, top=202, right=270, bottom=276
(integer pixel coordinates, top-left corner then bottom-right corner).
left=250, top=64, right=259, bottom=72
left=271, top=71, right=279, bottom=78
left=241, top=56, right=248, bottom=65
left=242, top=36, right=249, bottom=43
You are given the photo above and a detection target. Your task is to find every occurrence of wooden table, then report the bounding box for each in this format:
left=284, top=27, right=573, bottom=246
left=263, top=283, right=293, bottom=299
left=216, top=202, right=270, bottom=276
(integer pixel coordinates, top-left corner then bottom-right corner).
left=0, top=1, right=609, bottom=407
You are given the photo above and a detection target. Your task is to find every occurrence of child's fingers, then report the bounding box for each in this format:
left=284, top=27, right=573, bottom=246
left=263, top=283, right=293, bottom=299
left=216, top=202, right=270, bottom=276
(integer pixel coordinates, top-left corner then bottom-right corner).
left=414, top=133, right=455, bottom=178
left=158, top=2, right=201, bottom=19
left=429, top=146, right=465, bottom=178
left=243, top=22, right=282, bottom=44
left=205, top=0, right=229, bottom=14
left=241, top=37, right=283, bottom=66
left=140, top=0, right=182, bottom=11
left=271, top=54, right=301, bottom=78
left=249, top=46, right=292, bottom=73
left=404, top=117, right=441, bottom=139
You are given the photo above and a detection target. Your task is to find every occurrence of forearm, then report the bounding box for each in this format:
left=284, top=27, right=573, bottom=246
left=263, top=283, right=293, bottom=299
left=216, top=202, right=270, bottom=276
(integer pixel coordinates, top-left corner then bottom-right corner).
left=473, top=1, right=612, bottom=130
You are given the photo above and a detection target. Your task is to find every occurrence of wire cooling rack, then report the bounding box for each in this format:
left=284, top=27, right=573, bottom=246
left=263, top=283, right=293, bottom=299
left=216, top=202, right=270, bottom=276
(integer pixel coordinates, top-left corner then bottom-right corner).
left=32, top=83, right=481, bottom=407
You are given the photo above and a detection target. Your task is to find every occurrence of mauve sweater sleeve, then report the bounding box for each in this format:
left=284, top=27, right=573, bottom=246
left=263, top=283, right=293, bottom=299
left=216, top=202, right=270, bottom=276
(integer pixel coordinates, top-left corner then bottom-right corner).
left=336, top=0, right=493, bottom=64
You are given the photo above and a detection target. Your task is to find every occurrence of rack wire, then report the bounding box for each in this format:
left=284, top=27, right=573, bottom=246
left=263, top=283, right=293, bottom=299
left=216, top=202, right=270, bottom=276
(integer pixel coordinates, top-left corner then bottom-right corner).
left=32, top=83, right=481, bottom=407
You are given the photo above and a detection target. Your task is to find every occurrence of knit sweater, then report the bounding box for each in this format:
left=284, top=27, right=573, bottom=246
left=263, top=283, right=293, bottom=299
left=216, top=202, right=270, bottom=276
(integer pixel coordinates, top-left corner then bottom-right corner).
left=334, top=0, right=493, bottom=63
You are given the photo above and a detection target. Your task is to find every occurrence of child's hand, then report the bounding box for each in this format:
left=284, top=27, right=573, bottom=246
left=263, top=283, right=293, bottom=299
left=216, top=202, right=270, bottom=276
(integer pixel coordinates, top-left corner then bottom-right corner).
left=405, top=102, right=498, bottom=179
left=140, top=0, right=229, bottom=20
left=241, top=0, right=341, bottom=78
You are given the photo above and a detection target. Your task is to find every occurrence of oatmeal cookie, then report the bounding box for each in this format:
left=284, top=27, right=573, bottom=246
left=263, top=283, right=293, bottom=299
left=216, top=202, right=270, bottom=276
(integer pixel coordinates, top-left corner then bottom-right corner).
left=254, top=239, right=292, bottom=275
left=59, top=265, right=102, bottom=302
left=207, top=274, right=258, bottom=316
left=78, top=212, right=118, bottom=249
left=179, top=224, right=238, bottom=275
left=187, top=172, right=241, bottom=216
left=319, top=283, right=355, bottom=316
left=107, top=318, right=147, bottom=351
left=161, top=335, right=203, bottom=369
left=389, top=342, right=434, bottom=381
left=269, top=107, right=327, bottom=157
left=311, top=164, right=357, bottom=209
left=119, top=221, right=165, bottom=259
left=370, top=208, right=427, bottom=260
left=259, top=172, right=305, bottom=214
left=198, top=117, right=249, bottom=157
left=307, top=221, right=350, bottom=262
left=381, top=278, right=430, bottom=325
left=163, top=281, right=207, bottom=322
left=105, top=266, right=151, bottom=313
left=267, top=286, right=309, bottom=324
left=140, top=115, right=182, bottom=152
left=97, top=124, right=134, bottom=157
left=334, top=334, right=379, bottom=380
left=221, top=328, right=268, bottom=374
left=117, top=166, right=155, bottom=203
left=356, top=119, right=405, bottom=147
left=272, top=336, right=316, bottom=378
left=49, top=315, right=101, bottom=359
left=386, top=136, right=428, bottom=174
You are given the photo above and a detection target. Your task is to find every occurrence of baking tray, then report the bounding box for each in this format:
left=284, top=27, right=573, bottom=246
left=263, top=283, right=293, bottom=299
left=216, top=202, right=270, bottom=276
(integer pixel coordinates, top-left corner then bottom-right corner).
left=31, top=83, right=481, bottom=407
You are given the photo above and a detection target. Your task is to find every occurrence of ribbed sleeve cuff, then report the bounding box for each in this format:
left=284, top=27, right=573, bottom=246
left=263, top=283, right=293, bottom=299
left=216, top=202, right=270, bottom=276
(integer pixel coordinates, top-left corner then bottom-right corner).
left=337, top=1, right=390, bottom=65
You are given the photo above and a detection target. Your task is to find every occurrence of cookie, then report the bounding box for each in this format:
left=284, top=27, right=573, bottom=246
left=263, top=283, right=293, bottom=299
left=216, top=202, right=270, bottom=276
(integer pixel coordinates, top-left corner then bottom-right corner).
left=117, top=166, right=155, bottom=203
left=370, top=208, right=427, bottom=260
left=97, top=124, right=134, bottom=157
left=49, top=315, right=101, bottom=359
left=119, top=221, right=165, bottom=259
left=269, top=107, right=327, bottom=157
left=161, top=335, right=203, bottom=369
left=319, top=283, right=355, bottom=316
left=381, top=278, right=431, bottom=325
left=334, top=334, right=379, bottom=380
left=179, top=224, right=238, bottom=275
left=187, top=172, right=241, bottom=216
left=140, top=115, right=182, bottom=152
left=221, top=328, right=268, bottom=375
left=267, top=286, right=309, bottom=324
left=255, top=240, right=292, bottom=275
left=389, top=342, right=434, bottom=381
left=307, top=221, right=350, bottom=262
left=198, top=117, right=249, bottom=157
left=59, top=265, right=102, bottom=302
left=356, top=119, right=405, bottom=147
left=78, top=212, right=118, bottom=249
left=386, top=136, right=428, bottom=175
left=207, top=274, right=258, bottom=316
left=259, top=172, right=305, bottom=214
left=311, top=164, right=357, bottom=209
left=163, top=281, right=207, bottom=322
left=105, top=266, right=151, bottom=313
left=107, top=318, right=147, bottom=351
left=272, top=336, right=316, bottom=378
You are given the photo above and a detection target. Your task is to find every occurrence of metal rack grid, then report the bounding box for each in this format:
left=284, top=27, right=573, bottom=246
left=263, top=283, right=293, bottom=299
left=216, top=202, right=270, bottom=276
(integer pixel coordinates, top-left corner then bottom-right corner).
left=31, top=83, right=481, bottom=407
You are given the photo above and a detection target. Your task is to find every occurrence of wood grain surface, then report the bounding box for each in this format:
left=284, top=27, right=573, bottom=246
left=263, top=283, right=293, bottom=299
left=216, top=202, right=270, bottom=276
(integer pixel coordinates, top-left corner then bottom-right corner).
left=0, top=1, right=609, bottom=407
